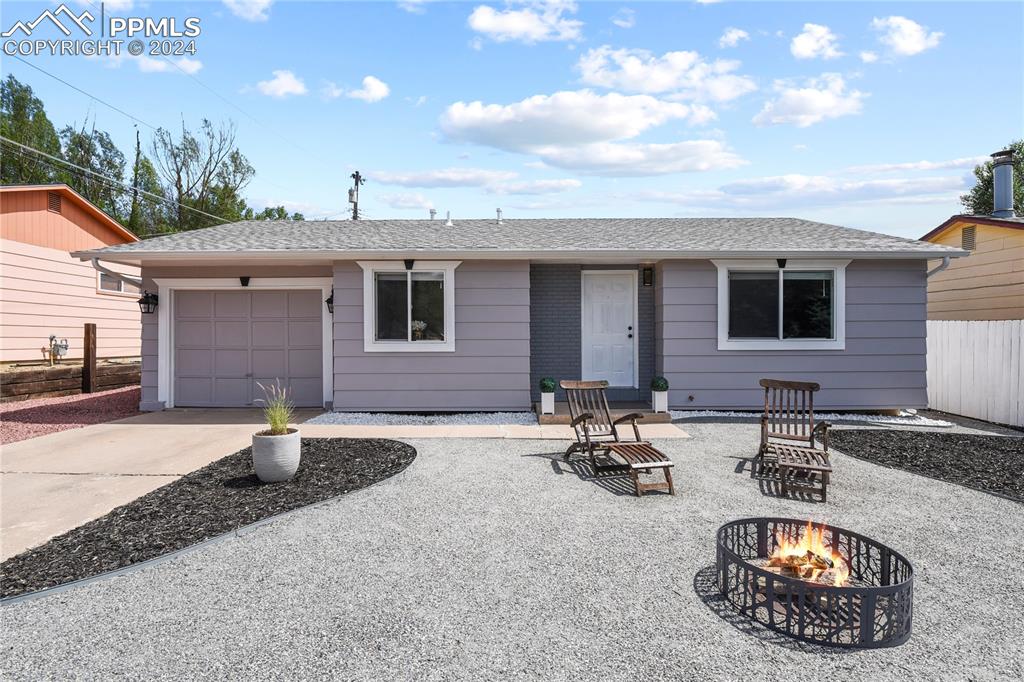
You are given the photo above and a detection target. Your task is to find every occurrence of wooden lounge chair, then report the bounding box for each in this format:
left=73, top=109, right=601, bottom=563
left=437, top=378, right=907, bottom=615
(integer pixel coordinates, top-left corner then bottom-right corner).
left=756, top=378, right=832, bottom=501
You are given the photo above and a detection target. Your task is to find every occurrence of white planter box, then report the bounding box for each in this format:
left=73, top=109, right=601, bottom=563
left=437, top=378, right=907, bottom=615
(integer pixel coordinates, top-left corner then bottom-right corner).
left=541, top=392, right=555, bottom=415
left=652, top=390, right=669, bottom=413
left=252, top=428, right=301, bottom=482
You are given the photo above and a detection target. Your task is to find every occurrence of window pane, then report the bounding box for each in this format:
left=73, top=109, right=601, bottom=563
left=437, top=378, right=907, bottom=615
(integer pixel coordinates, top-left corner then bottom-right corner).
left=411, top=272, right=444, bottom=341
left=375, top=272, right=408, bottom=340
left=99, top=273, right=121, bottom=292
left=122, top=280, right=141, bottom=294
left=783, top=271, right=833, bottom=339
left=728, top=271, right=778, bottom=338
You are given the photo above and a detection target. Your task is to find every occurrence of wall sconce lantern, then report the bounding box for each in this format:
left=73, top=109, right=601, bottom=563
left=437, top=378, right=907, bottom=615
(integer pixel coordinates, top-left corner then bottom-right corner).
left=325, top=291, right=335, bottom=314
left=239, top=276, right=250, bottom=287
left=642, top=267, right=654, bottom=287
left=404, top=259, right=415, bottom=271
left=138, top=291, right=159, bottom=314
left=776, top=258, right=787, bottom=269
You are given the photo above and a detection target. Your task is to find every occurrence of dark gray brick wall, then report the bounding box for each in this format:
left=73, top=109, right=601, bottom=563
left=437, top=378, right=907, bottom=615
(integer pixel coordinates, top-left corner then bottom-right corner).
left=530, top=264, right=654, bottom=403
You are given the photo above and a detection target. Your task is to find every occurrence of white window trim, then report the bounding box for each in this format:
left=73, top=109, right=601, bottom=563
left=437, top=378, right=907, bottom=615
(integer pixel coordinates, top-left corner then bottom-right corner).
left=152, top=277, right=334, bottom=408
left=711, top=259, right=849, bottom=351
left=357, top=261, right=461, bottom=353
left=96, top=270, right=140, bottom=298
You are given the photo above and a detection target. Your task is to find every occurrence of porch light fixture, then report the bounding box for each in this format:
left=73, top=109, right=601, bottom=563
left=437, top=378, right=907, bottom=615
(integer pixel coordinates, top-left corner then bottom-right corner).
left=404, top=259, right=415, bottom=271
left=776, top=258, right=787, bottom=269
left=138, top=291, right=159, bottom=314
left=642, top=267, right=654, bottom=287
left=240, top=276, right=250, bottom=287
left=325, top=291, right=335, bottom=314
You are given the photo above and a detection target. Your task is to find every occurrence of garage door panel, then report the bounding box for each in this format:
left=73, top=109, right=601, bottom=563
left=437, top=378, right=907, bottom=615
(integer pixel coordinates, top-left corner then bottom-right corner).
left=289, top=348, right=322, bottom=377
left=176, top=377, right=212, bottom=405
left=215, top=321, right=250, bottom=347
left=252, top=291, right=288, bottom=318
left=287, top=320, right=320, bottom=346
left=214, top=291, right=250, bottom=317
left=176, top=321, right=212, bottom=346
left=252, top=349, right=286, bottom=377
left=176, top=291, right=212, bottom=317
left=214, top=378, right=250, bottom=405
left=289, top=291, right=321, bottom=318
left=214, top=349, right=248, bottom=376
left=252, top=321, right=287, bottom=347
left=176, top=348, right=212, bottom=375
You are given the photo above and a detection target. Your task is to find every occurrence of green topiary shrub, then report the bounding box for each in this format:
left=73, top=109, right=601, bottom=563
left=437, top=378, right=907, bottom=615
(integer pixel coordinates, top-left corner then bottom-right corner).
left=650, top=376, right=669, bottom=392
left=539, top=377, right=557, bottom=393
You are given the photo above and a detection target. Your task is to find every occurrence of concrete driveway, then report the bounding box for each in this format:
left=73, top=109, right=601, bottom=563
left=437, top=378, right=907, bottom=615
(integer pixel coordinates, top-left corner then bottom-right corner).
left=1, top=410, right=689, bottom=559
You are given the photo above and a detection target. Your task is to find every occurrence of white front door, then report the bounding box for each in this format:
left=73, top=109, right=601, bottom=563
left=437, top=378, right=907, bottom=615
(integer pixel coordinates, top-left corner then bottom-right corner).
left=582, top=272, right=637, bottom=387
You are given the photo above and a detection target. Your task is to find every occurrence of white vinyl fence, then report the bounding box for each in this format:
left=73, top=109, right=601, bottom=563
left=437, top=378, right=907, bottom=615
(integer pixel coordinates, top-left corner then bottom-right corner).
left=927, top=320, right=1023, bottom=427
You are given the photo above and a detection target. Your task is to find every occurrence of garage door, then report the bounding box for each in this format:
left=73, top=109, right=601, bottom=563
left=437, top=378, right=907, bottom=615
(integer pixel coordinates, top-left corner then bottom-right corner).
left=174, top=290, right=323, bottom=407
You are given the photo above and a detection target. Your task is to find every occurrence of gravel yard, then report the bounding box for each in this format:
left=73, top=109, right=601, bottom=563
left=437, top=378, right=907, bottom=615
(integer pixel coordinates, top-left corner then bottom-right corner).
left=2, top=423, right=1022, bottom=680
left=1, top=438, right=416, bottom=599
left=0, top=387, right=140, bottom=445
left=829, top=429, right=1023, bottom=502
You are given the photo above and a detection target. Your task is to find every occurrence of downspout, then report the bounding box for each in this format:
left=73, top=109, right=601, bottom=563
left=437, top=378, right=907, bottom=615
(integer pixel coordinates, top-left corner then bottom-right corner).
left=926, top=256, right=951, bottom=278
left=90, top=257, right=143, bottom=287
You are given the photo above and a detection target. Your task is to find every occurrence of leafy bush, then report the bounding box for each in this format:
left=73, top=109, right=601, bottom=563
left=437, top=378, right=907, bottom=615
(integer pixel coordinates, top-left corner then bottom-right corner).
left=256, top=380, right=295, bottom=435
left=539, top=377, right=557, bottom=393
left=651, top=376, right=669, bottom=392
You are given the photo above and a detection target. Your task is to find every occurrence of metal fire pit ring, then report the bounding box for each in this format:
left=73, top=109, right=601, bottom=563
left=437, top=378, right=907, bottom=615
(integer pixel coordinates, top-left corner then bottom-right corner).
left=716, top=517, right=913, bottom=648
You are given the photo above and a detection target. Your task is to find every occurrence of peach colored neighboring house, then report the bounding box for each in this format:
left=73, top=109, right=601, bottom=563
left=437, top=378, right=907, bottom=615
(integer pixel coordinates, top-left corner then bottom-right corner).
left=0, top=184, right=141, bottom=363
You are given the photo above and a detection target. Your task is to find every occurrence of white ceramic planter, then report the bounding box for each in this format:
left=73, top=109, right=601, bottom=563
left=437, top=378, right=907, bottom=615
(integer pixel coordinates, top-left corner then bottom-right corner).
left=252, top=428, right=301, bottom=482
left=541, top=392, right=555, bottom=415
left=652, top=390, right=669, bottom=413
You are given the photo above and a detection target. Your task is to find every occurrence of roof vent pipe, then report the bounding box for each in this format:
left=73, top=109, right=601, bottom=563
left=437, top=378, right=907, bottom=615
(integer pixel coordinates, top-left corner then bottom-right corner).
left=496, top=208, right=503, bottom=225
left=445, top=211, right=453, bottom=227
left=992, top=149, right=1015, bottom=218
left=429, top=208, right=436, bottom=221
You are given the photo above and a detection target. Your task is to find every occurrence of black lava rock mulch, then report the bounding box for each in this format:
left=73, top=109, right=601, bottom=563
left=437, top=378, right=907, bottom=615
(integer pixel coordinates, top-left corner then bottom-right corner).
left=1, top=438, right=415, bottom=600
left=830, top=430, right=1023, bottom=502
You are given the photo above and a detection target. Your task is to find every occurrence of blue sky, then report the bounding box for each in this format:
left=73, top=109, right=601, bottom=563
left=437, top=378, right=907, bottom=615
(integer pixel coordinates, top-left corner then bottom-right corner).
left=2, top=0, right=1022, bottom=237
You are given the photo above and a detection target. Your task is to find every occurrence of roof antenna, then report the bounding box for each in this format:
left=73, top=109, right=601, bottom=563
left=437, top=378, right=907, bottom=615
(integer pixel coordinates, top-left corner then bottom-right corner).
left=496, top=208, right=503, bottom=225
left=445, top=210, right=453, bottom=227
left=429, top=208, right=437, bottom=221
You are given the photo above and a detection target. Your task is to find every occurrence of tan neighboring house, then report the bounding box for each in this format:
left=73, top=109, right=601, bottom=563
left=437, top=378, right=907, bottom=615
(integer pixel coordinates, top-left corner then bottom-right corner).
left=0, top=184, right=141, bottom=363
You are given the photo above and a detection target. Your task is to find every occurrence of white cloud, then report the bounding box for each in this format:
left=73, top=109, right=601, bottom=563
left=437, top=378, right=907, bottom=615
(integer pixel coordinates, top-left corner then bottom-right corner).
left=577, top=46, right=756, bottom=102
left=753, top=73, right=865, bottom=127
left=843, top=156, right=987, bottom=174
left=859, top=51, right=878, bottom=63
left=321, top=82, right=344, bottom=100
left=370, top=168, right=518, bottom=187
left=469, top=36, right=484, bottom=51
left=487, top=178, right=582, bottom=194
left=790, top=23, right=843, bottom=59
left=380, top=192, right=434, bottom=210
left=255, top=70, right=307, bottom=98
left=398, top=0, right=430, bottom=14
left=718, top=27, right=749, bottom=48
left=347, top=76, right=390, bottom=102
left=468, top=1, right=582, bottom=44
left=530, top=140, right=746, bottom=176
left=871, top=16, right=942, bottom=56
left=223, top=0, right=273, bottom=22
left=611, top=8, right=635, bottom=29
left=135, top=55, right=203, bottom=75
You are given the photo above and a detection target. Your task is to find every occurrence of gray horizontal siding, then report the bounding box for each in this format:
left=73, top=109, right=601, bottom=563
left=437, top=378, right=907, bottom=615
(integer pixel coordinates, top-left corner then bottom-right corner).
left=332, top=260, right=531, bottom=411
left=656, top=259, right=928, bottom=410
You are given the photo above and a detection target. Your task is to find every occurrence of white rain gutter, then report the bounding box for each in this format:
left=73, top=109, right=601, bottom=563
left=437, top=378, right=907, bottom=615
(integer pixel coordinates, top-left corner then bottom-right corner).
left=90, top=257, right=143, bottom=287
left=926, top=256, right=951, bottom=278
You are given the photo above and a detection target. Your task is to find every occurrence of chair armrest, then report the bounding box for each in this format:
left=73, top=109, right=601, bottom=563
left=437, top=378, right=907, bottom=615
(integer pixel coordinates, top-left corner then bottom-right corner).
left=570, top=413, right=594, bottom=429
left=612, top=412, right=645, bottom=426
left=813, top=421, right=832, bottom=452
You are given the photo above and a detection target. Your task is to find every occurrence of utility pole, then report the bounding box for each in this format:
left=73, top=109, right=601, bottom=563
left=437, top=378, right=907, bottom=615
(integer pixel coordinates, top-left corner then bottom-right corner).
left=128, top=127, right=141, bottom=234
left=349, top=170, right=365, bottom=220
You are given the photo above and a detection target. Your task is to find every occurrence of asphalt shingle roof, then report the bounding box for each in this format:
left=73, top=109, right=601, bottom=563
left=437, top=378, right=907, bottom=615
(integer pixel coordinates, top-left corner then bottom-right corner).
left=84, top=218, right=962, bottom=257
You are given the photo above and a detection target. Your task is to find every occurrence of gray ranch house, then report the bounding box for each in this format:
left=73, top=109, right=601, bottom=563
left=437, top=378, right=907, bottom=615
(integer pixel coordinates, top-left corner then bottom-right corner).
left=75, top=218, right=965, bottom=413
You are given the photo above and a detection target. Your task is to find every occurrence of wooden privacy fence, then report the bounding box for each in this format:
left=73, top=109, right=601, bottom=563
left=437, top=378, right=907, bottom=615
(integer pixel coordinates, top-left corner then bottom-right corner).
left=926, top=320, right=1023, bottom=427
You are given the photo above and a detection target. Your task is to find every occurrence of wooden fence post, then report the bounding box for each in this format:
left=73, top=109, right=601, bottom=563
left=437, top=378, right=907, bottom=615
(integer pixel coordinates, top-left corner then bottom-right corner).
left=83, top=323, right=97, bottom=394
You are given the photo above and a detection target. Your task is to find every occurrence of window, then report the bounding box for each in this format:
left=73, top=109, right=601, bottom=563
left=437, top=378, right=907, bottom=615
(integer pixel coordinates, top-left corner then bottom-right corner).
left=713, top=260, right=848, bottom=350
left=358, top=261, right=460, bottom=352
left=98, top=272, right=141, bottom=296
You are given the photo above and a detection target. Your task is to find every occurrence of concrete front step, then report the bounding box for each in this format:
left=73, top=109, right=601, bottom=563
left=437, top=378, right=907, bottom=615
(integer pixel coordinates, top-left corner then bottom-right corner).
left=533, top=401, right=673, bottom=425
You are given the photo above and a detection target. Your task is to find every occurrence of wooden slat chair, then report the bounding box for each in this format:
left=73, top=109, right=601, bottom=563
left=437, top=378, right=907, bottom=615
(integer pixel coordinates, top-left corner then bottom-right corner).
left=560, top=380, right=644, bottom=466
left=757, top=378, right=833, bottom=501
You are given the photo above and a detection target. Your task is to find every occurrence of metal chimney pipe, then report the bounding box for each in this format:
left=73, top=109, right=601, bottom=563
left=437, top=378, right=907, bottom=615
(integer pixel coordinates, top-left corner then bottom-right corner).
left=992, top=149, right=1015, bottom=218
left=429, top=208, right=437, bottom=221
left=496, top=208, right=503, bottom=225
left=445, top=210, right=453, bottom=227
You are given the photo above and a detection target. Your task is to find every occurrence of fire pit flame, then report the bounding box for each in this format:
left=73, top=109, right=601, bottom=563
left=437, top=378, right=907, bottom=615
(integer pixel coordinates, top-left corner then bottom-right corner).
left=767, top=519, right=849, bottom=586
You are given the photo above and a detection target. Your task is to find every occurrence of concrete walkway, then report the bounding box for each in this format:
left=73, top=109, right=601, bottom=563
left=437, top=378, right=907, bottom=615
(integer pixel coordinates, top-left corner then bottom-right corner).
left=1, top=409, right=688, bottom=559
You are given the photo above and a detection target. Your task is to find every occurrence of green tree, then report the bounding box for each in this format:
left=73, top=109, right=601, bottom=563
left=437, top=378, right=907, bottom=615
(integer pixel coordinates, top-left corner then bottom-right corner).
left=0, top=75, right=62, bottom=185
left=60, top=122, right=127, bottom=219
left=960, top=140, right=1024, bottom=215
left=248, top=205, right=305, bottom=221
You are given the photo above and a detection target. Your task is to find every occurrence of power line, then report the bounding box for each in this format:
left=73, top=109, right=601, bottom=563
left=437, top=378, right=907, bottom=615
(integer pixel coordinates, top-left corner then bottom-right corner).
left=1, top=136, right=231, bottom=225
left=9, top=54, right=157, bottom=131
